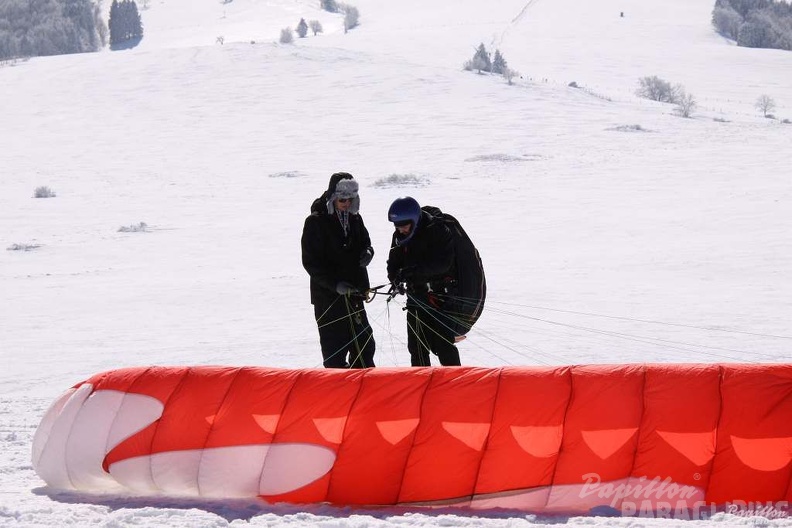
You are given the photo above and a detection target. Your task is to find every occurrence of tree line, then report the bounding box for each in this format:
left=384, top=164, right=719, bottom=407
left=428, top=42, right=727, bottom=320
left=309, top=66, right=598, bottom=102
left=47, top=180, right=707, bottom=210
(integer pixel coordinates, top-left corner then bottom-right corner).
left=712, top=0, right=792, bottom=50
left=0, top=0, right=144, bottom=61
left=0, top=0, right=106, bottom=60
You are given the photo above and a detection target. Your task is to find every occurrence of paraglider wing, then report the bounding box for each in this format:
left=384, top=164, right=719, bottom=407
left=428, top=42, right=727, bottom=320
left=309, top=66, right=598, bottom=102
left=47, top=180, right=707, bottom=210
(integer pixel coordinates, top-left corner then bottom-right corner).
left=32, top=364, right=792, bottom=513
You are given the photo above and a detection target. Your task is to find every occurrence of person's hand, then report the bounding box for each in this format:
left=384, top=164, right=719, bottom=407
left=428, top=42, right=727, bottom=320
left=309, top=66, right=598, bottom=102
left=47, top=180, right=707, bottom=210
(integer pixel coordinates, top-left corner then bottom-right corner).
left=389, top=282, right=406, bottom=296
left=336, top=281, right=358, bottom=295
left=359, top=248, right=374, bottom=267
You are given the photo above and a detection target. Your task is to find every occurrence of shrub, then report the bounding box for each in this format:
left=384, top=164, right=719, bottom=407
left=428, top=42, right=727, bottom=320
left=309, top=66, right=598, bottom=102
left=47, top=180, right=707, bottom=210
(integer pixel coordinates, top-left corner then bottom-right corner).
left=33, top=186, right=56, bottom=198
left=503, top=67, right=518, bottom=85
left=118, top=222, right=148, bottom=232
left=7, top=243, right=41, bottom=251
left=675, top=91, right=697, bottom=118
left=279, top=27, right=294, bottom=44
left=373, top=173, right=430, bottom=188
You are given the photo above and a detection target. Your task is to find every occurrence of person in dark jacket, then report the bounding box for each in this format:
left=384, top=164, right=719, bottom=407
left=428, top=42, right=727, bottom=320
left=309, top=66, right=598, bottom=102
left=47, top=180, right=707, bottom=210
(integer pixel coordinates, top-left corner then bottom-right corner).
left=386, top=196, right=462, bottom=366
left=302, top=172, right=376, bottom=368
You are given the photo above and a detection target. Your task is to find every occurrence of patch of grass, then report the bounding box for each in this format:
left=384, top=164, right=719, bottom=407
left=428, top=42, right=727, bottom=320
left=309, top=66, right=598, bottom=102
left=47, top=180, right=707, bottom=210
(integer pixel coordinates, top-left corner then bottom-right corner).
left=607, top=124, right=651, bottom=132
left=118, top=222, right=149, bottom=233
left=33, top=186, right=56, bottom=198
left=372, top=173, right=430, bottom=188
left=465, top=153, right=542, bottom=162
left=268, top=171, right=304, bottom=178
left=7, top=243, right=41, bottom=251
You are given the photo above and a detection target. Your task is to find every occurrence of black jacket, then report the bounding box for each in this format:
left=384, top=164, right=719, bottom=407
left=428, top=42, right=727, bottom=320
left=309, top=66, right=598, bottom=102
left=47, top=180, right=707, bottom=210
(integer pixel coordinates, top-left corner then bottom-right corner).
left=302, top=194, right=373, bottom=305
left=387, top=209, right=455, bottom=289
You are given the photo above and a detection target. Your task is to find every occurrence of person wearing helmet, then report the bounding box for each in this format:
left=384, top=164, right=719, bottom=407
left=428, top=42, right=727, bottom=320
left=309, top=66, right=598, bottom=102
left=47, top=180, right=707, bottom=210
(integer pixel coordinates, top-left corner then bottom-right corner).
left=386, top=196, right=461, bottom=366
left=301, top=172, right=376, bottom=368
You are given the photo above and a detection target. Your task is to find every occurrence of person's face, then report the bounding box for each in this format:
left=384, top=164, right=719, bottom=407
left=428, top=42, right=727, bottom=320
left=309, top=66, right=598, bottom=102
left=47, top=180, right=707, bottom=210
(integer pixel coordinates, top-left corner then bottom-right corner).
left=395, top=222, right=412, bottom=235
left=335, top=196, right=353, bottom=211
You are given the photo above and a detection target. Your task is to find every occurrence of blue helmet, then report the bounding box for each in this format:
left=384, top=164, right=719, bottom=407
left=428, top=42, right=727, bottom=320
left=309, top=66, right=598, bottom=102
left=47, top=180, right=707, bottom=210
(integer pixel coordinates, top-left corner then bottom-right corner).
left=388, top=197, right=421, bottom=246
left=388, top=196, right=421, bottom=227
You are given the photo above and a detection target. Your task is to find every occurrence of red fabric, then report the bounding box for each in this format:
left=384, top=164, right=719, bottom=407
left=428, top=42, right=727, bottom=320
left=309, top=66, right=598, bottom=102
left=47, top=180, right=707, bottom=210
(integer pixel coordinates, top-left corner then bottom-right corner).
left=70, top=364, right=792, bottom=511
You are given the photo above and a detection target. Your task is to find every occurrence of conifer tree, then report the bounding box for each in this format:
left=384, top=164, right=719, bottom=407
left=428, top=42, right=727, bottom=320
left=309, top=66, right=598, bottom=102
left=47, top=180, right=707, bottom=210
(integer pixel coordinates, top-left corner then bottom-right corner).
left=296, top=18, right=309, bottom=38
left=492, top=49, right=507, bottom=74
left=472, top=43, right=491, bottom=73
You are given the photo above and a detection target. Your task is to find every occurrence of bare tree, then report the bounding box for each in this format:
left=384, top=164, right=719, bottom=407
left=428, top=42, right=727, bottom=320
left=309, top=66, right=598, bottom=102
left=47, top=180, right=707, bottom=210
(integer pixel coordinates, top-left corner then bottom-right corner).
left=309, top=20, right=323, bottom=36
left=636, top=76, right=682, bottom=104
left=503, top=67, right=518, bottom=85
left=675, top=91, right=697, bottom=118
left=755, top=94, right=776, bottom=117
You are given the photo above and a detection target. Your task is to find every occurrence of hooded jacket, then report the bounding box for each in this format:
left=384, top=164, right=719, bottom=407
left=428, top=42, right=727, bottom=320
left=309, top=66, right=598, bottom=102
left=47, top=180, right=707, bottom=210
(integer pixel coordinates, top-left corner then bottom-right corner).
left=301, top=173, right=373, bottom=305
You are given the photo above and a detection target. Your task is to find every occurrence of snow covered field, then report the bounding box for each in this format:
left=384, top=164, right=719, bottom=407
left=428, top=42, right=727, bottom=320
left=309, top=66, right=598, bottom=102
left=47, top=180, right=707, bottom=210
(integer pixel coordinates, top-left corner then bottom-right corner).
left=1, top=0, right=791, bottom=525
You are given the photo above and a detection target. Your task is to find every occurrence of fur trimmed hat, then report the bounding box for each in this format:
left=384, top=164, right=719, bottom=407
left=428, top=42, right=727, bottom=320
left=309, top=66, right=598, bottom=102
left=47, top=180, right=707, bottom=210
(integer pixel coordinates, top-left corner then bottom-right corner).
left=326, top=172, right=360, bottom=214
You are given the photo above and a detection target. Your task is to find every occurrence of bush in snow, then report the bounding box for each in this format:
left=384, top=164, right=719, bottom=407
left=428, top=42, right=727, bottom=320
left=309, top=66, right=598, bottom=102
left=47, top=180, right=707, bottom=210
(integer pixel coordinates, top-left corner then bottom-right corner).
left=118, top=222, right=148, bottom=232
left=279, top=27, right=294, bottom=44
left=309, top=20, right=323, bottom=36
left=636, top=76, right=682, bottom=104
left=503, top=67, right=518, bottom=85
left=7, top=243, right=41, bottom=251
left=675, top=91, right=697, bottom=118
left=33, top=186, right=56, bottom=198
left=373, top=173, right=430, bottom=188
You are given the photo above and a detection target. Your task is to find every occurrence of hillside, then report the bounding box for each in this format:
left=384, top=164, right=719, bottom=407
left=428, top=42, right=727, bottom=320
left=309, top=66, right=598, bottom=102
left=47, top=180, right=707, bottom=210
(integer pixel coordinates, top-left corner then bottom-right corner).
left=1, top=0, right=791, bottom=526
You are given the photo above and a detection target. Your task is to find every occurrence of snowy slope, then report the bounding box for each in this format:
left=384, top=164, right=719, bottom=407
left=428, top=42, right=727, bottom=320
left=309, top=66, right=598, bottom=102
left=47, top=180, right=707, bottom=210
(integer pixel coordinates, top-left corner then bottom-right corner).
left=1, top=0, right=791, bottom=525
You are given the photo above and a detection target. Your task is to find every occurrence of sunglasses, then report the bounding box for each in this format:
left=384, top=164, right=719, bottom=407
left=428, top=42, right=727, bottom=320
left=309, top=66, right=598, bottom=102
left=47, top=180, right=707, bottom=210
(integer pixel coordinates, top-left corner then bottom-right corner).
left=337, top=197, right=354, bottom=203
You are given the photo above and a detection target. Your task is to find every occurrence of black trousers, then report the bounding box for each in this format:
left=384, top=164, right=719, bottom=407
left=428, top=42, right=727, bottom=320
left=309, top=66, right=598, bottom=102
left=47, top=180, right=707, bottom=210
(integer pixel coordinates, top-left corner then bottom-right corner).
left=314, top=295, right=375, bottom=368
left=406, top=296, right=460, bottom=367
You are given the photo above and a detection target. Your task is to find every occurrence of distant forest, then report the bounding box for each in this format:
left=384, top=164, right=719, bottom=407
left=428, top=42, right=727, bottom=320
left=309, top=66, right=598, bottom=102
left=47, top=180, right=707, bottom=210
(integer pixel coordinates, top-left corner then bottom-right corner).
left=0, top=0, right=106, bottom=60
left=713, top=0, right=792, bottom=50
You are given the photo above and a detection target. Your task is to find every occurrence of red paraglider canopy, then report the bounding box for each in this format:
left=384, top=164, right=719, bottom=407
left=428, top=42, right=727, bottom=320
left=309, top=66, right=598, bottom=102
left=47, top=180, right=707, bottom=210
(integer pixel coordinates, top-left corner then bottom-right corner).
left=32, top=364, right=792, bottom=515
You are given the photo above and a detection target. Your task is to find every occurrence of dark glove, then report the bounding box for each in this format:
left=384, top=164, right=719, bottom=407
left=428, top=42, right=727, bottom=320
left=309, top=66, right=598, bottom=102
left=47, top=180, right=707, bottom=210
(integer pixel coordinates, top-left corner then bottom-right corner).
left=359, top=247, right=373, bottom=267
left=397, top=266, right=416, bottom=283
left=335, top=281, right=358, bottom=295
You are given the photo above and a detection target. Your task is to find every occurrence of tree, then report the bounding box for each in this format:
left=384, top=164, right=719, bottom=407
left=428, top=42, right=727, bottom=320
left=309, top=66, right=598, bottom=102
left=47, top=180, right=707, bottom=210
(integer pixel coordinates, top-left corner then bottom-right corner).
left=503, top=67, right=518, bottom=85
left=675, top=91, right=697, bottom=118
left=712, top=4, right=743, bottom=39
left=755, top=94, right=776, bottom=117
left=0, top=0, right=104, bottom=59
left=108, top=0, right=143, bottom=46
left=296, top=18, right=308, bottom=38
left=472, top=43, right=491, bottom=73
left=636, top=76, right=682, bottom=103
left=309, top=20, right=323, bottom=36
left=344, top=6, right=360, bottom=31
left=492, top=49, right=507, bottom=74
left=320, top=0, right=338, bottom=13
